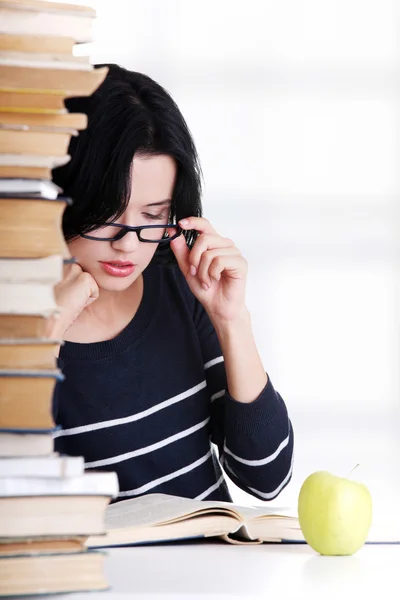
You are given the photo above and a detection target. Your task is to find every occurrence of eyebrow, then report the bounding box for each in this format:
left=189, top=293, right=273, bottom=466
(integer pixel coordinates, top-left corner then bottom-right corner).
left=145, top=199, right=172, bottom=207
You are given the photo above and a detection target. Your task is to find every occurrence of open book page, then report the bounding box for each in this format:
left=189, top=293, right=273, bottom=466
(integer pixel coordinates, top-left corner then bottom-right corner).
left=86, top=493, right=301, bottom=548
left=87, top=513, right=242, bottom=548
left=86, top=494, right=244, bottom=547
left=233, top=505, right=301, bottom=543
left=103, top=493, right=298, bottom=530
left=236, top=505, right=297, bottom=520
left=103, top=493, right=243, bottom=530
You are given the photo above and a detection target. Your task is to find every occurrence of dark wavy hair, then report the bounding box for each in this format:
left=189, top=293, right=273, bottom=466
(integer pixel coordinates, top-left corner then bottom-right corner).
left=52, top=63, right=202, bottom=265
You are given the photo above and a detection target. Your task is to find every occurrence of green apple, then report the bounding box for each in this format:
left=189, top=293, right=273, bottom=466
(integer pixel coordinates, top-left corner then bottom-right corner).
left=298, top=470, right=373, bottom=556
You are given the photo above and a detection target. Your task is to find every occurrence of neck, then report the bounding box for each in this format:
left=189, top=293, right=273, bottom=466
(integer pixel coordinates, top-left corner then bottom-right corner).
left=85, top=274, right=143, bottom=323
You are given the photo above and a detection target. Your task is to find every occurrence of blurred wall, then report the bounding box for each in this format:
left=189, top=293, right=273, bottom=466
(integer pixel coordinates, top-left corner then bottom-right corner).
left=66, top=0, right=399, bottom=521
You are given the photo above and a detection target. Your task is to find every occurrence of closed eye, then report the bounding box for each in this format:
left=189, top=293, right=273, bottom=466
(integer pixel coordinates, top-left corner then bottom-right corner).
left=143, top=212, right=166, bottom=221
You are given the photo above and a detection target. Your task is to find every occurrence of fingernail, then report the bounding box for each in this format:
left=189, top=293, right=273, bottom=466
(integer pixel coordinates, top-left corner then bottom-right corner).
left=202, top=283, right=209, bottom=291
left=190, top=265, right=197, bottom=276
left=179, top=219, right=189, bottom=226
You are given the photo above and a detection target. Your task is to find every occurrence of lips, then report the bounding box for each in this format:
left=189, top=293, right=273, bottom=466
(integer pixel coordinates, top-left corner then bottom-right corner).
left=99, top=261, right=136, bottom=278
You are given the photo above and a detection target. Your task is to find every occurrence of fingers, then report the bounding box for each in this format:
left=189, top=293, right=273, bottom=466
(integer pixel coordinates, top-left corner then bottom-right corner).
left=169, top=230, right=191, bottom=275
left=188, top=234, right=234, bottom=274
left=208, top=254, right=248, bottom=284
left=197, top=247, right=241, bottom=288
left=62, top=262, right=83, bottom=283
left=85, top=295, right=98, bottom=307
left=56, top=262, right=99, bottom=314
left=179, top=217, right=216, bottom=235
left=173, top=216, right=247, bottom=289
left=62, top=264, right=98, bottom=297
left=79, top=272, right=99, bottom=306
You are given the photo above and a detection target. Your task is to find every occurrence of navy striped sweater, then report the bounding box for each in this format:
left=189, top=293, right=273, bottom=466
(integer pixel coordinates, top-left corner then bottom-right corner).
left=53, top=262, right=294, bottom=503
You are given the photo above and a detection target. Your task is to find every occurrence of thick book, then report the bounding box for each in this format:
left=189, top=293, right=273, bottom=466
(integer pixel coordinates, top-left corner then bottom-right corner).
left=0, top=497, right=113, bottom=537
left=0, top=255, right=63, bottom=284
left=0, top=369, right=63, bottom=430
left=0, top=164, right=52, bottom=179
left=86, top=493, right=302, bottom=548
left=0, top=471, right=119, bottom=537
left=0, top=537, right=86, bottom=556
left=0, top=196, right=70, bottom=258
left=0, top=64, right=108, bottom=96
left=0, top=177, right=62, bottom=199
left=0, top=0, right=96, bottom=44
left=0, top=429, right=54, bottom=456
left=0, top=551, right=108, bottom=596
left=0, top=90, right=67, bottom=113
left=0, top=454, right=84, bottom=478
left=0, top=340, right=60, bottom=369
left=0, top=128, right=72, bottom=156
left=0, top=281, right=58, bottom=314
left=0, top=314, right=52, bottom=339
left=0, top=32, right=76, bottom=55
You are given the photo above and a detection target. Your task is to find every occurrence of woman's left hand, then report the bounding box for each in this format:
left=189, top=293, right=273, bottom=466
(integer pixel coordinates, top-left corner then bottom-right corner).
left=169, top=217, right=248, bottom=325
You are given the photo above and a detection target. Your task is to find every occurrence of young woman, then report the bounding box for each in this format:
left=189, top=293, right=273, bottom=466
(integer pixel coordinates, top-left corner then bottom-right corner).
left=49, top=64, right=294, bottom=503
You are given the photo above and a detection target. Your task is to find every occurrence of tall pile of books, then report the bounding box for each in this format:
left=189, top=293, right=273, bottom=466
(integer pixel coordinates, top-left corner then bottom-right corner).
left=0, top=1, right=118, bottom=596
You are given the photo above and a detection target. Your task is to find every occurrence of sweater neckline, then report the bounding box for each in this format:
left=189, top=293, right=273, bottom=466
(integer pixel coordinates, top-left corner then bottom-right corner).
left=59, top=264, right=160, bottom=361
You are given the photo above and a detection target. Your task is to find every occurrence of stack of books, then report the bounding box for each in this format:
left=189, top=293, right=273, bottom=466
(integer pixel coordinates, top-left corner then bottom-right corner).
left=0, top=1, right=119, bottom=596
left=0, top=0, right=107, bottom=180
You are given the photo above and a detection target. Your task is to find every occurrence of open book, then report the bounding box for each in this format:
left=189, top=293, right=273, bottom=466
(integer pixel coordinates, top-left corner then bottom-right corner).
left=86, top=493, right=303, bottom=547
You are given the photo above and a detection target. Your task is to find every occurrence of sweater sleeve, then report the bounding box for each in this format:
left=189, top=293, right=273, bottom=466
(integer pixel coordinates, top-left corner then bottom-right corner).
left=193, top=297, right=294, bottom=501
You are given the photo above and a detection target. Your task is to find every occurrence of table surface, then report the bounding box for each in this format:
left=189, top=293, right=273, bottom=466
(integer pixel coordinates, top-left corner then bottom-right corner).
left=35, top=539, right=400, bottom=600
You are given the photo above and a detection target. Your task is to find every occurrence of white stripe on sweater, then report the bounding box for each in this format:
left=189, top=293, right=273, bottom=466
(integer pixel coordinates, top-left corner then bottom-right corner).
left=84, top=417, right=210, bottom=468
left=195, top=473, right=225, bottom=500
left=223, top=432, right=290, bottom=466
left=53, top=380, right=207, bottom=438
left=223, top=452, right=294, bottom=500
left=204, top=356, right=224, bottom=370
left=210, top=389, right=225, bottom=402
left=247, top=452, right=294, bottom=500
left=118, top=450, right=212, bottom=497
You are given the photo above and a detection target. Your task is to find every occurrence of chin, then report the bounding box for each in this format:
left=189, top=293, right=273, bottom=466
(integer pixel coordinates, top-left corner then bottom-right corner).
left=95, top=270, right=141, bottom=292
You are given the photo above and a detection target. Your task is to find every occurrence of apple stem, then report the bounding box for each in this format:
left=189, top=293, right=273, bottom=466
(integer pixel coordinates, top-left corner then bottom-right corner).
left=346, top=463, right=360, bottom=478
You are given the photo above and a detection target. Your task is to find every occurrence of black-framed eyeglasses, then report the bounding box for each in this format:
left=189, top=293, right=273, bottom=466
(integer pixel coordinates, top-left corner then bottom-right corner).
left=80, top=223, right=183, bottom=243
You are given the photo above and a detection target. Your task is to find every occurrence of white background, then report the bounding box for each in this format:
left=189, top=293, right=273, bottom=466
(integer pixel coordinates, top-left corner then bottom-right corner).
left=59, top=0, right=400, bottom=525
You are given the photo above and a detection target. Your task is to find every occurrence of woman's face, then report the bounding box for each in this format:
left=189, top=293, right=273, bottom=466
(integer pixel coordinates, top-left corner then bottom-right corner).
left=68, top=154, right=177, bottom=292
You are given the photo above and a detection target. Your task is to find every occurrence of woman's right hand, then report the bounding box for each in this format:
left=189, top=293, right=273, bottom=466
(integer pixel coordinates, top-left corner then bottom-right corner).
left=45, top=263, right=99, bottom=340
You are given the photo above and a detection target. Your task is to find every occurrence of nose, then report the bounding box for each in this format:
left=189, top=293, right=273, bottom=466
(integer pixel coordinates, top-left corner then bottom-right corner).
left=111, top=229, right=141, bottom=253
